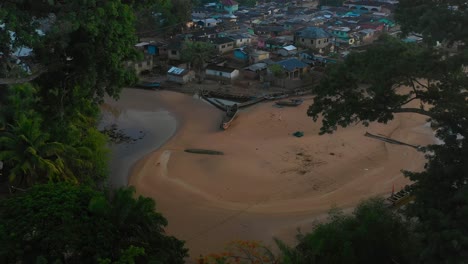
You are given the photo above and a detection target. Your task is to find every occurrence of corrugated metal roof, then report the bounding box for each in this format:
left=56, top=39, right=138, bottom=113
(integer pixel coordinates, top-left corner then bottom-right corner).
left=282, top=45, right=297, bottom=51
left=168, top=66, right=186, bottom=75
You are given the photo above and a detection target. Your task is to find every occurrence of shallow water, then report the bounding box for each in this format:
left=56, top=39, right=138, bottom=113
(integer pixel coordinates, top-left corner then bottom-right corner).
left=99, top=107, right=177, bottom=188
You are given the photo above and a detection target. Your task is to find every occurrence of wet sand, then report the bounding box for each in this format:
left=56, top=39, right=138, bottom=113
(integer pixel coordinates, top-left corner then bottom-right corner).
left=100, top=89, right=177, bottom=188
left=108, top=88, right=434, bottom=259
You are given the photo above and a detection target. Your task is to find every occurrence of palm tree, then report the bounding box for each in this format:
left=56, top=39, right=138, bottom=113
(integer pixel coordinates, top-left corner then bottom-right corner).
left=0, top=114, right=77, bottom=186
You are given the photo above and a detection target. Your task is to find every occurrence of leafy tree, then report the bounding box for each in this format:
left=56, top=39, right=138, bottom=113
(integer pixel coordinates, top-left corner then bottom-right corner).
left=0, top=183, right=188, bottom=263
left=268, top=64, right=286, bottom=78
left=0, top=114, right=76, bottom=186
left=308, top=1, right=468, bottom=262
left=181, top=41, right=216, bottom=81
left=279, top=198, right=418, bottom=264
left=0, top=84, right=107, bottom=187
left=135, top=0, right=187, bottom=36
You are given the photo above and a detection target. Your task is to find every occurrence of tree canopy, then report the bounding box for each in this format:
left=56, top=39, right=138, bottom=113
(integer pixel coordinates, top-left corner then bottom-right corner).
left=181, top=41, right=216, bottom=80
left=308, top=0, right=468, bottom=262
left=0, top=183, right=188, bottom=263
left=279, top=199, right=418, bottom=264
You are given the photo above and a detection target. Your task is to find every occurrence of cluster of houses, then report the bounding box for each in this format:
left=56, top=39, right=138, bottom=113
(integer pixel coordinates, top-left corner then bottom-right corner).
left=132, top=0, right=399, bottom=88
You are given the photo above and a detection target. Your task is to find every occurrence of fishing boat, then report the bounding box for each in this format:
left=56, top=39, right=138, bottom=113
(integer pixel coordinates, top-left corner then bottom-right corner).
left=221, top=104, right=238, bottom=130
left=184, top=149, right=224, bottom=155
left=264, top=93, right=288, bottom=100
left=136, top=81, right=161, bottom=89
left=275, top=99, right=303, bottom=107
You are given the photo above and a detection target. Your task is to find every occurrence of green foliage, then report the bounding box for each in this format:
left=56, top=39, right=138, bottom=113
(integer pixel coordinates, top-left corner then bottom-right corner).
left=308, top=35, right=441, bottom=135
left=0, top=84, right=109, bottom=187
left=268, top=64, right=286, bottom=78
left=0, top=114, right=77, bottom=186
left=135, top=0, right=191, bottom=35
left=280, top=198, right=418, bottom=264
left=0, top=184, right=188, bottom=263
left=395, top=0, right=468, bottom=46
left=181, top=41, right=215, bottom=78
left=308, top=2, right=468, bottom=262
left=1, top=84, right=40, bottom=123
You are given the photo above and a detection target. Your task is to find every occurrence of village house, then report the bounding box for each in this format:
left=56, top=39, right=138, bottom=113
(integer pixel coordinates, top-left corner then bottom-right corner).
left=228, top=34, right=252, bottom=47
left=294, top=27, right=331, bottom=49
left=167, top=41, right=184, bottom=60
left=243, top=62, right=268, bottom=80
left=357, top=28, right=376, bottom=43
left=265, top=36, right=294, bottom=50
left=195, top=18, right=219, bottom=28
left=343, top=1, right=383, bottom=12
left=191, top=7, right=210, bottom=19
left=277, top=45, right=297, bottom=57
left=205, top=64, right=240, bottom=81
left=250, top=50, right=270, bottom=63
left=329, top=26, right=352, bottom=41
left=211, top=37, right=235, bottom=53
left=191, top=27, right=219, bottom=41
left=166, top=66, right=195, bottom=84
left=127, top=54, right=153, bottom=75
left=127, top=42, right=154, bottom=74
left=234, top=48, right=249, bottom=61
left=273, top=58, right=310, bottom=80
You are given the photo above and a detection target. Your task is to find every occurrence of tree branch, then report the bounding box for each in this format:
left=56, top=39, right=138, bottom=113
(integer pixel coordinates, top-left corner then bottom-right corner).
left=0, top=68, right=47, bottom=85
left=413, top=78, right=429, bottom=89
left=391, top=107, right=432, bottom=117
left=398, top=96, right=418, bottom=107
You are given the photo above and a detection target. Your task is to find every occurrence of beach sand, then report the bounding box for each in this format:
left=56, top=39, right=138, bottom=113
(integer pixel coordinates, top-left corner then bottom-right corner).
left=110, top=88, right=434, bottom=259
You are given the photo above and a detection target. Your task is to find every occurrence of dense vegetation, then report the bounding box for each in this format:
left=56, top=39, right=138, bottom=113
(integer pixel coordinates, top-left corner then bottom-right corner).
left=0, top=184, right=187, bottom=263
left=306, top=0, right=468, bottom=262
left=0, top=1, right=188, bottom=263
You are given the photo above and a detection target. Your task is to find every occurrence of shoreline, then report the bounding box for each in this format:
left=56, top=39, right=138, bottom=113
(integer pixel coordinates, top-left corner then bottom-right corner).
left=101, top=89, right=179, bottom=188
left=108, top=88, right=435, bottom=258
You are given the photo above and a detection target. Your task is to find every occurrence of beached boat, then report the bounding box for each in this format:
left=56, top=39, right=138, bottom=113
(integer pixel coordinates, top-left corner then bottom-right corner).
left=221, top=104, right=238, bottom=130
left=275, top=99, right=303, bottom=107
left=264, top=93, right=288, bottom=100
left=184, top=149, right=224, bottom=155
left=136, top=81, right=161, bottom=89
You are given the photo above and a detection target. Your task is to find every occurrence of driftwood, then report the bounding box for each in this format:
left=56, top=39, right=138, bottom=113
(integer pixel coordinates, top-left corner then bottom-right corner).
left=364, top=132, right=421, bottom=150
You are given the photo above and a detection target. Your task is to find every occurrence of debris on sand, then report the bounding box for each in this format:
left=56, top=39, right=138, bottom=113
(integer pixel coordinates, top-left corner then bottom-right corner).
left=293, top=131, right=304, bottom=137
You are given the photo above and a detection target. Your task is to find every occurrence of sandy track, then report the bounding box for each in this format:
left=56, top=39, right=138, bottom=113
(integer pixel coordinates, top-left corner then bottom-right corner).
left=124, top=89, right=435, bottom=258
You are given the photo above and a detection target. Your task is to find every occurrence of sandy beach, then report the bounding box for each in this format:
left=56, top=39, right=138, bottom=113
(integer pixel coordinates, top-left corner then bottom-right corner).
left=105, top=88, right=435, bottom=259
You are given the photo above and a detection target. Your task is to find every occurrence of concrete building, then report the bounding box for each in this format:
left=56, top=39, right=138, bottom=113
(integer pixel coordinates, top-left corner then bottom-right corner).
left=250, top=50, right=270, bottom=63
left=277, top=45, right=297, bottom=57
left=273, top=58, right=310, bottom=80
left=205, top=64, right=240, bottom=81
left=294, top=27, right=331, bottom=49
left=167, top=66, right=195, bottom=84
left=211, top=37, right=235, bottom=54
